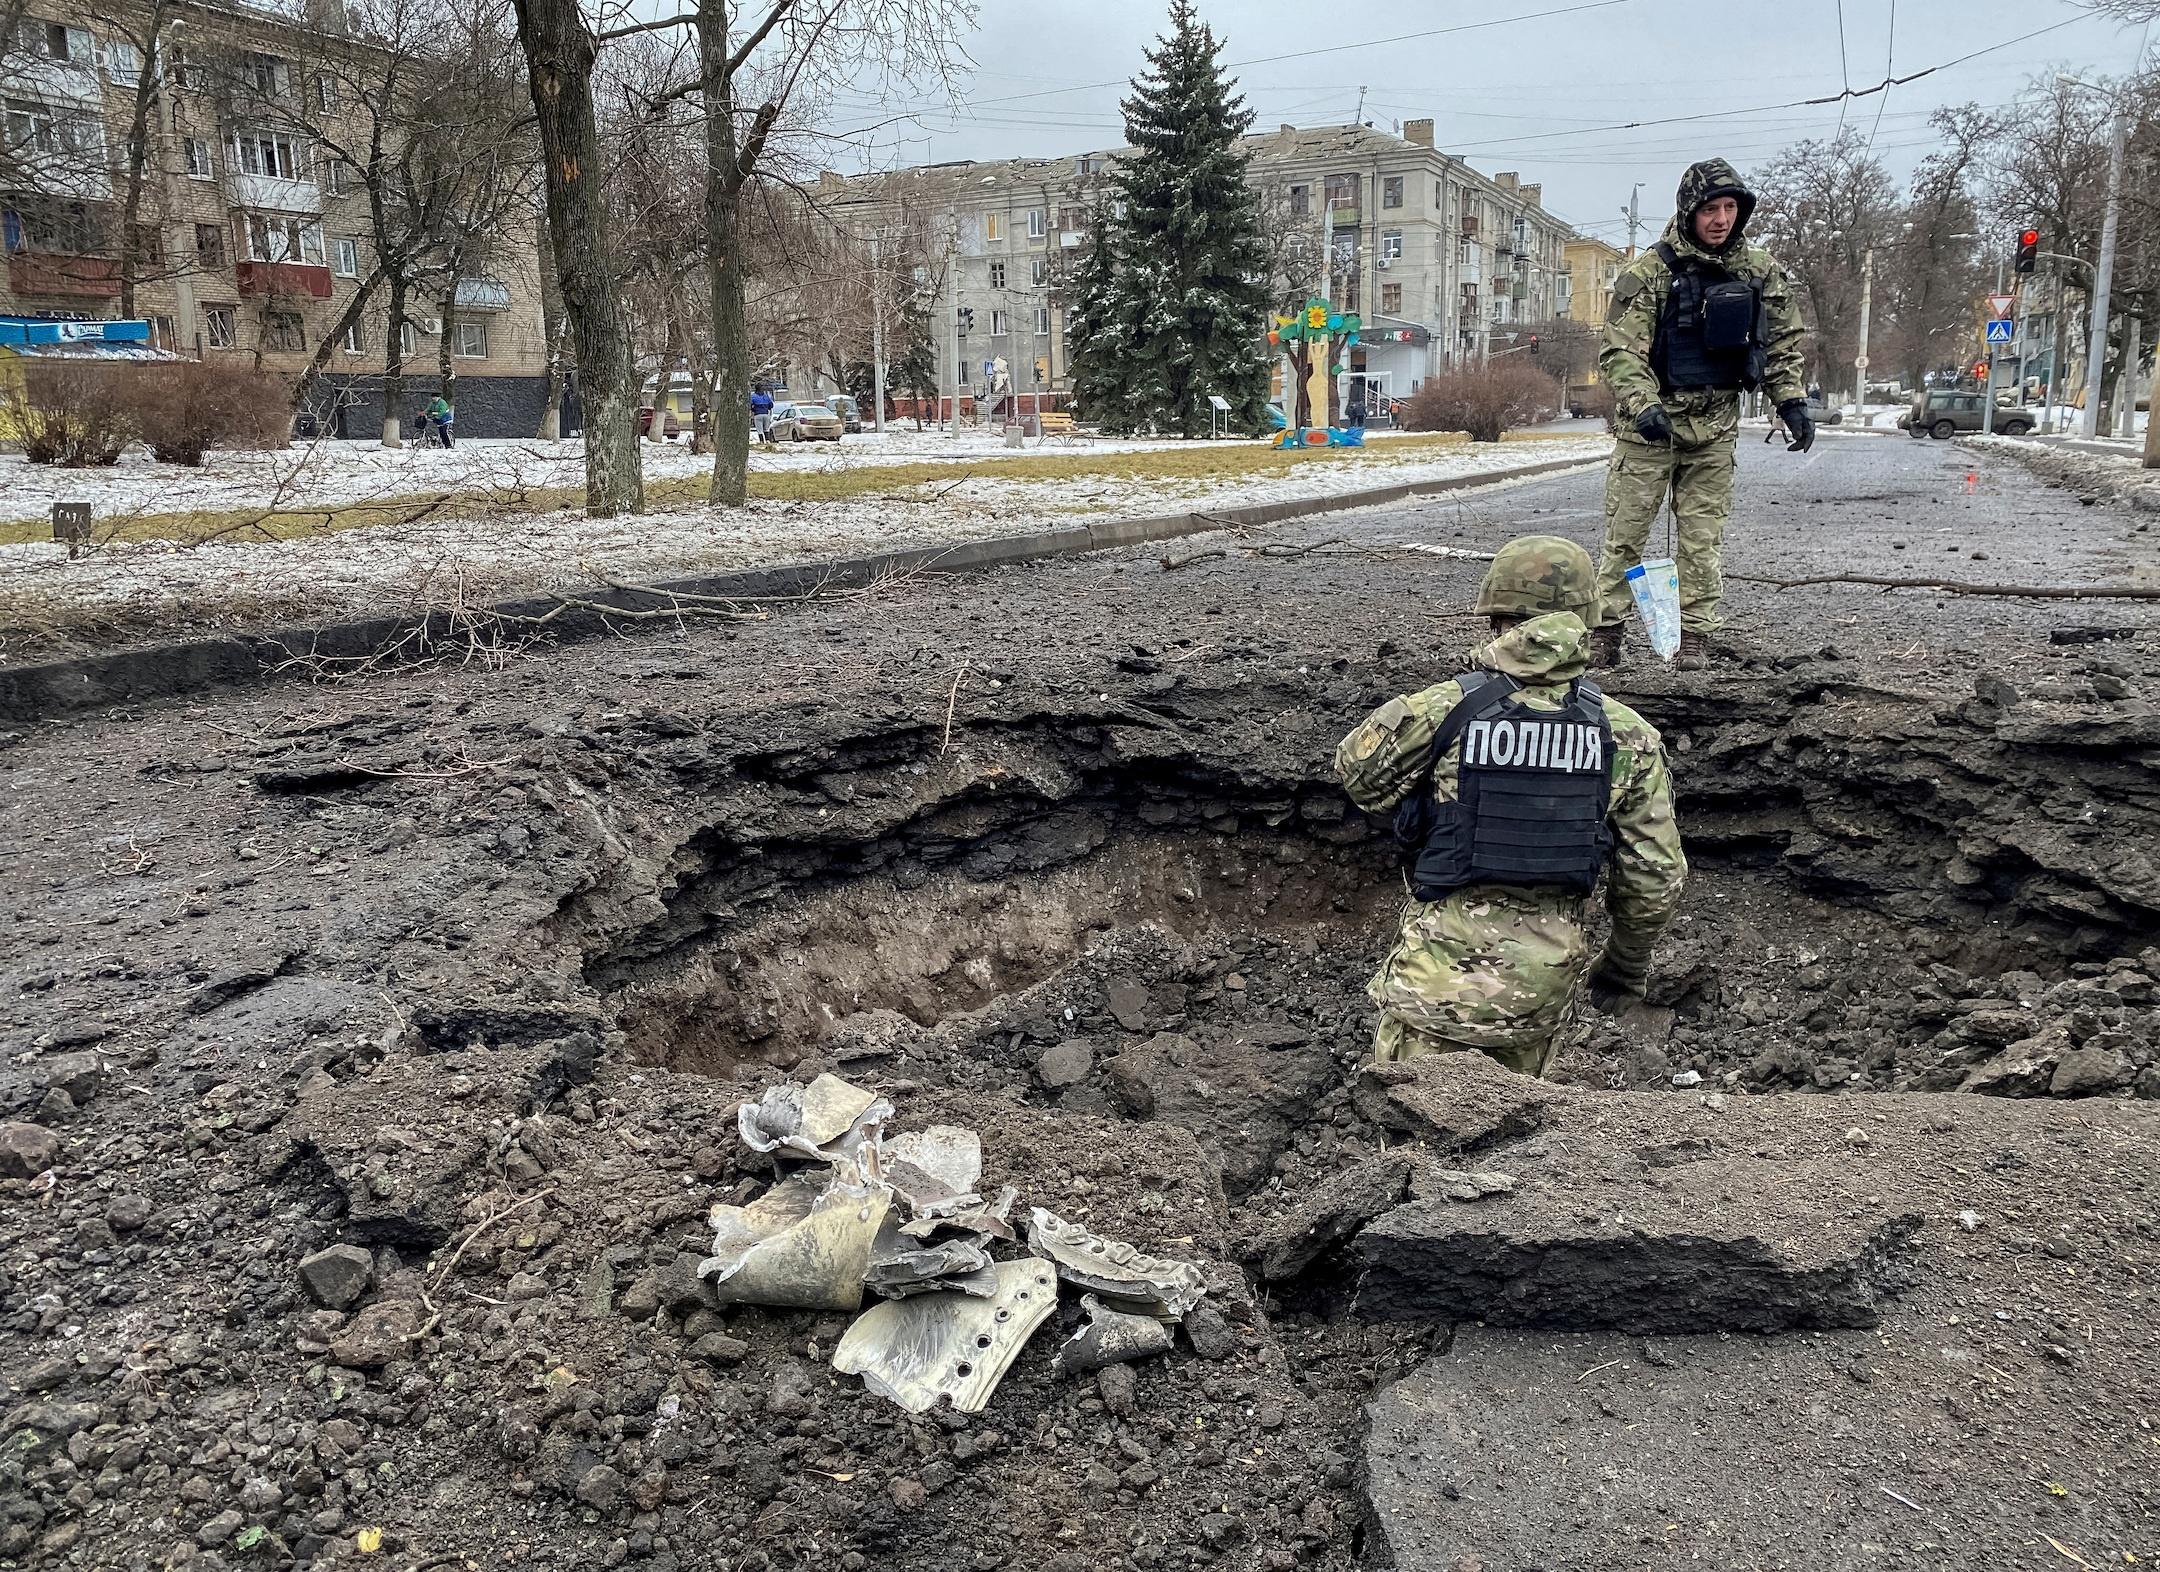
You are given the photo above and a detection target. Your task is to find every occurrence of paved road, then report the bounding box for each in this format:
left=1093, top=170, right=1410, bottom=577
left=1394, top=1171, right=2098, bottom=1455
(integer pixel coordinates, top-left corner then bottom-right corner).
left=1262, top=426, right=2159, bottom=671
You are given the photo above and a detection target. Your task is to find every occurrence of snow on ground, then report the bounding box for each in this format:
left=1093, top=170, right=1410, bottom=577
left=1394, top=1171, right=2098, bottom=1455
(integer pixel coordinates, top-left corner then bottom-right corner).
left=0, top=425, right=1456, bottom=524
left=0, top=434, right=1609, bottom=649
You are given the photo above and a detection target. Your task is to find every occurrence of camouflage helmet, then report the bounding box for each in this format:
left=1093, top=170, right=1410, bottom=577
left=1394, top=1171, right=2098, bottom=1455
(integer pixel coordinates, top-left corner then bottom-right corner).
left=1473, top=535, right=1596, bottom=620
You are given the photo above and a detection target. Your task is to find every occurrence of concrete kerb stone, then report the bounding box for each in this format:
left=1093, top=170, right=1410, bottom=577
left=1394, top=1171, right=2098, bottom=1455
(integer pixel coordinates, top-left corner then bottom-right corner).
left=0, top=451, right=1603, bottom=726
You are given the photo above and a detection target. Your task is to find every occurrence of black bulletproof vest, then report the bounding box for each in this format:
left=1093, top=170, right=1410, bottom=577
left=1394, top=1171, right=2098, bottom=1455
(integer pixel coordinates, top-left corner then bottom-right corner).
left=1391, top=672, right=1616, bottom=899
left=1650, top=241, right=1768, bottom=395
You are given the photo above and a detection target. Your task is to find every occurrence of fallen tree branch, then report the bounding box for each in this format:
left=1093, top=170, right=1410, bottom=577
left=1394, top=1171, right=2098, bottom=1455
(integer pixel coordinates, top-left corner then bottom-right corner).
left=1252, top=537, right=1348, bottom=559
left=939, top=660, right=969, bottom=756
left=406, top=1188, right=558, bottom=1347
left=1730, top=572, right=2160, bottom=601
left=1159, top=548, right=1228, bottom=571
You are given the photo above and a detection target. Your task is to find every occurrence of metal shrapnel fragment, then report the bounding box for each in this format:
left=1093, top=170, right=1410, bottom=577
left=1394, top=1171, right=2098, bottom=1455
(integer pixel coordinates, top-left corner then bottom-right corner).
left=865, top=1218, right=999, bottom=1299
left=737, top=1074, right=892, bottom=1170
left=1051, top=1293, right=1173, bottom=1375
left=699, top=1170, right=891, bottom=1311
left=833, top=1258, right=1060, bottom=1413
left=1026, top=1208, right=1206, bottom=1320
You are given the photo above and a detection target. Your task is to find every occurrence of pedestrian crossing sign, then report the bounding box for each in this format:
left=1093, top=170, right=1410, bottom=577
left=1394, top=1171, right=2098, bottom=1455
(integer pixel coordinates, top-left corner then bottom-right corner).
left=1984, top=318, right=2015, bottom=345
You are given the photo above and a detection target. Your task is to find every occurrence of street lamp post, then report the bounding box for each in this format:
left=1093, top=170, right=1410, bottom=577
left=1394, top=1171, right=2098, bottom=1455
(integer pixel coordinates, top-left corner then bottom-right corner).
left=2061, top=76, right=2129, bottom=441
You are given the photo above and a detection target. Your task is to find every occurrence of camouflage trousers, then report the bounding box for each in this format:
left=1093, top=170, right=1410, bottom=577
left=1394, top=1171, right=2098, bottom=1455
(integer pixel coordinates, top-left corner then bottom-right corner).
left=1364, top=885, right=1593, bottom=1081
left=1595, top=430, right=1737, bottom=634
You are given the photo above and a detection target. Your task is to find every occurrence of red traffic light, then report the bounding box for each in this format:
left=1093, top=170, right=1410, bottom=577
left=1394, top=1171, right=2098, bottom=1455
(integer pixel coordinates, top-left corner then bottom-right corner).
left=2014, top=228, right=2040, bottom=274
left=2019, top=229, right=2039, bottom=246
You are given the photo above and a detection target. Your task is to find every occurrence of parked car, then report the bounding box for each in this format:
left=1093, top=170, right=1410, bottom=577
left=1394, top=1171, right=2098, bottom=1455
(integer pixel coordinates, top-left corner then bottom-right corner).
left=1901, top=389, right=2034, bottom=439
left=825, top=394, right=864, bottom=433
left=1803, top=399, right=1843, bottom=427
left=769, top=401, right=844, bottom=442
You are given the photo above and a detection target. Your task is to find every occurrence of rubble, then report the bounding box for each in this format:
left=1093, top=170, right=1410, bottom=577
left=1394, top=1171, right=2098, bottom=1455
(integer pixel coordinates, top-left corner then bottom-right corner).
left=832, top=1259, right=1061, bottom=1413
left=1027, top=1207, right=1208, bottom=1319
left=1052, top=1293, right=1175, bottom=1375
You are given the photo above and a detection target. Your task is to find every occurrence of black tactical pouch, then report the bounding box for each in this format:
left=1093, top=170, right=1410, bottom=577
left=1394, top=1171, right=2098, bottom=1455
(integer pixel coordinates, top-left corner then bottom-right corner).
left=1701, top=279, right=1758, bottom=351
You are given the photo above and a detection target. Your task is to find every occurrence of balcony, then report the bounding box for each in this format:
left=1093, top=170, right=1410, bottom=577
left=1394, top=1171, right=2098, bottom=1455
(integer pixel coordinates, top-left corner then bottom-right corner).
left=1059, top=230, right=1085, bottom=248
left=227, top=172, right=323, bottom=215
left=237, top=259, right=332, bottom=298
left=454, top=277, right=511, bottom=311
left=7, top=251, right=120, bottom=298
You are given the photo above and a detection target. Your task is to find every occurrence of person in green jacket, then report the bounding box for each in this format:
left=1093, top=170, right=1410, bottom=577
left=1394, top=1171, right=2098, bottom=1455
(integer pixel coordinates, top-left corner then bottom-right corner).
left=423, top=394, right=454, bottom=449
left=1593, top=158, right=1811, bottom=666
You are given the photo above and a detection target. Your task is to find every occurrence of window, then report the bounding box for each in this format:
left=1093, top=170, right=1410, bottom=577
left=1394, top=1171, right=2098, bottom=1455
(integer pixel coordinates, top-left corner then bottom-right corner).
left=1381, top=283, right=1402, bottom=314
left=321, top=158, right=346, bottom=196
left=184, top=136, right=213, bottom=179
left=1457, top=237, right=1474, bottom=264
left=342, top=319, right=365, bottom=354
left=990, top=309, right=1008, bottom=336
left=104, top=37, right=141, bottom=85
left=1033, top=306, right=1050, bottom=336
left=1381, top=230, right=1403, bottom=260
left=988, top=261, right=1005, bottom=289
left=1435, top=180, right=1445, bottom=209
left=1287, top=184, right=1309, bottom=218
left=239, top=213, right=324, bottom=265
left=1075, top=156, right=1097, bottom=175
left=1030, top=257, right=1047, bottom=287
left=398, top=319, right=416, bottom=358
left=264, top=310, right=305, bottom=352
left=243, top=52, right=292, bottom=100
left=1025, top=208, right=1046, bottom=239
left=1325, top=173, right=1357, bottom=211
left=455, top=319, right=488, bottom=359
left=1056, top=204, right=1085, bottom=232
left=19, top=20, right=90, bottom=62
left=5, top=98, right=104, bottom=161
left=227, top=128, right=306, bottom=180
left=984, top=211, right=1004, bottom=243
left=205, top=305, right=236, bottom=349
left=312, top=73, right=338, bottom=112
left=1382, top=176, right=1404, bottom=209
left=193, top=222, right=227, bottom=268
left=332, top=236, right=359, bottom=277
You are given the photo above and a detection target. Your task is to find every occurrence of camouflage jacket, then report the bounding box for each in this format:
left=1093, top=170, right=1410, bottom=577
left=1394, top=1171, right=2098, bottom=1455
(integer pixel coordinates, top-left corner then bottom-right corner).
left=1600, top=159, right=1807, bottom=435
left=1334, top=614, right=1688, bottom=1051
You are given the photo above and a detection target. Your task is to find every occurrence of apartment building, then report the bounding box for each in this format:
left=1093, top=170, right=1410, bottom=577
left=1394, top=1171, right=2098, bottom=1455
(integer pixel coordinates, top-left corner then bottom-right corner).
left=1561, top=234, right=1627, bottom=328
left=0, top=0, right=551, bottom=435
left=830, top=120, right=1581, bottom=413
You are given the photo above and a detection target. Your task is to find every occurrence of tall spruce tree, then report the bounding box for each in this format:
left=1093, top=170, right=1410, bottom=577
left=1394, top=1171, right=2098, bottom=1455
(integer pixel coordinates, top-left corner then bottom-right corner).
left=1091, top=0, right=1272, bottom=437
left=1062, top=215, right=1127, bottom=423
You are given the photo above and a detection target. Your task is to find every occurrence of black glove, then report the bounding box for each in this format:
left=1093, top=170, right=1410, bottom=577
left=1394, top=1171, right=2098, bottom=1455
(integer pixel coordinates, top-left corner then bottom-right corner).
left=1634, top=405, right=1674, bottom=444
left=1778, top=399, right=1816, bottom=453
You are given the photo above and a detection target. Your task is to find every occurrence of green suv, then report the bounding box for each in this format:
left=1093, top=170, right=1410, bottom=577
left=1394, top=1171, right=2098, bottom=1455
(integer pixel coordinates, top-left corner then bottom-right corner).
left=1902, top=389, right=2035, bottom=439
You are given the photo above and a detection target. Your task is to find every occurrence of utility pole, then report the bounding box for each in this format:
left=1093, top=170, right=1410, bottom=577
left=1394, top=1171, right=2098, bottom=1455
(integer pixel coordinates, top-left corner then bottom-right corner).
left=1855, top=246, right=1873, bottom=412
left=869, top=229, right=887, bottom=435
left=1620, top=185, right=1642, bottom=257
left=1982, top=254, right=2003, bottom=430
left=2080, top=101, right=2128, bottom=440
left=947, top=202, right=961, bottom=440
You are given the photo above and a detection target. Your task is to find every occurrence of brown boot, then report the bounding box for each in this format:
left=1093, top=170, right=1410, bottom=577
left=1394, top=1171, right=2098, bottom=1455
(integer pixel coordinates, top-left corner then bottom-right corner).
left=1588, top=624, right=1625, bottom=667
left=1674, top=629, right=1712, bottom=670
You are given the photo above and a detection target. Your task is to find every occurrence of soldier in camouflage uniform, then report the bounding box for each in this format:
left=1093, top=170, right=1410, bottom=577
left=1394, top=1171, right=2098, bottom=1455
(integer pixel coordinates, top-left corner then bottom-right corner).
left=1593, top=158, right=1811, bottom=666
left=1336, top=537, right=1687, bottom=1076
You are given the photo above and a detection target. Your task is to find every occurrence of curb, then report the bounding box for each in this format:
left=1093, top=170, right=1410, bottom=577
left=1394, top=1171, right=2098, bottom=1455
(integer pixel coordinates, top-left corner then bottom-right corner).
left=0, top=450, right=1602, bottom=726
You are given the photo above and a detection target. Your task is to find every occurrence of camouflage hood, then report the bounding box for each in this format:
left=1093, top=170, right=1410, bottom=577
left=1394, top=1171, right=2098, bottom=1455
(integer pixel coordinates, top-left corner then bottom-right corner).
left=1663, top=157, right=1757, bottom=261
left=1470, top=612, right=1591, bottom=684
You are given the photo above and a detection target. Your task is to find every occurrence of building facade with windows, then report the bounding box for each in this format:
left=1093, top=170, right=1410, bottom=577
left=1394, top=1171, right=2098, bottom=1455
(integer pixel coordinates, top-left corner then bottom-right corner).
left=0, top=0, right=552, bottom=436
left=830, top=120, right=1582, bottom=415
left=1561, top=234, right=1627, bottom=329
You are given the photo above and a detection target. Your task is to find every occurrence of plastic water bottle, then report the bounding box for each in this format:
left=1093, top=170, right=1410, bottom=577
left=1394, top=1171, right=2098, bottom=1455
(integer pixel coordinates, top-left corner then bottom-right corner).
left=1625, top=558, right=1682, bottom=660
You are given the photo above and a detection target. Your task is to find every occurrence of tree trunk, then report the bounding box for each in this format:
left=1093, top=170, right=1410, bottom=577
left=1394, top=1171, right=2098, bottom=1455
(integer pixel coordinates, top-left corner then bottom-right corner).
left=438, top=289, right=459, bottom=413
left=115, top=7, right=166, bottom=320
left=511, top=0, right=643, bottom=513
left=697, top=1, right=765, bottom=509
left=382, top=274, right=407, bottom=447
left=536, top=237, right=566, bottom=438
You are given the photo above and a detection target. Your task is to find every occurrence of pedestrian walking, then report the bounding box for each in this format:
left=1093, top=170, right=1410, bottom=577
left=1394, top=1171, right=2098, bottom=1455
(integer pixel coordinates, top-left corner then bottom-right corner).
left=424, top=393, right=454, bottom=449
left=750, top=385, right=774, bottom=444
left=1592, top=158, right=1810, bottom=667
left=1335, top=536, right=1687, bottom=1076
left=1344, top=388, right=1368, bottom=430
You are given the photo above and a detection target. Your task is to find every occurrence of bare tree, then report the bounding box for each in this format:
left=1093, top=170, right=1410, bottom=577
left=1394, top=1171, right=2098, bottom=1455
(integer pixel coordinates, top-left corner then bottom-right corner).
left=1749, top=130, right=1898, bottom=395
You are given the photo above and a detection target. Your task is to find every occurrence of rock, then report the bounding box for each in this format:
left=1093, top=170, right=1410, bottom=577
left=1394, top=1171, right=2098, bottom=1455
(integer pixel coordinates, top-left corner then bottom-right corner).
left=329, top=1299, right=422, bottom=1369
left=32, top=1089, right=74, bottom=1125
left=656, top=1252, right=719, bottom=1318
left=38, top=1052, right=101, bottom=1103
left=888, top=1478, right=928, bottom=1512
left=237, top=1478, right=282, bottom=1514
left=1037, top=1040, right=1095, bottom=1090
left=1104, top=979, right=1152, bottom=1033
left=0, top=1121, right=60, bottom=1179
left=1407, top=1167, right=1517, bottom=1203
left=1095, top=1362, right=1139, bottom=1417
left=690, top=1333, right=749, bottom=1367
left=1180, top=1304, right=1237, bottom=1361
left=1960, top=1033, right=2064, bottom=1097
left=766, top=1366, right=815, bottom=1419
left=1354, top=1158, right=1923, bottom=1334
left=1253, top=1154, right=1413, bottom=1281
left=617, top=1274, right=662, bottom=1319
left=298, top=1245, right=374, bottom=1310
left=196, top=1511, right=244, bottom=1547
left=574, top=1464, right=625, bottom=1510
left=2049, top=1046, right=2136, bottom=1098
left=1352, top=1055, right=1558, bottom=1153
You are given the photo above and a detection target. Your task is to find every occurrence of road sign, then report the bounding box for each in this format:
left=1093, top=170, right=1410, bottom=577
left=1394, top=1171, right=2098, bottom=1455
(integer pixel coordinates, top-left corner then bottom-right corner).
left=1984, top=318, right=2015, bottom=345
left=1853, top=354, right=1869, bottom=371
left=1986, top=293, right=2016, bottom=319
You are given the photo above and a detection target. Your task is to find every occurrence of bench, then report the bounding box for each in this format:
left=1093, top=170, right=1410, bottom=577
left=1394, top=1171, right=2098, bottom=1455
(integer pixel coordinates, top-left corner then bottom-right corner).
left=1036, top=411, right=1079, bottom=440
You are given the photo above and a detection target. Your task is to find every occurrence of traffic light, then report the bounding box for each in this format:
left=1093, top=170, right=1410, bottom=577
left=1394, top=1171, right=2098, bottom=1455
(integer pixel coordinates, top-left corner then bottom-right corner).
left=958, top=306, right=975, bottom=332
left=2014, top=228, right=2039, bottom=274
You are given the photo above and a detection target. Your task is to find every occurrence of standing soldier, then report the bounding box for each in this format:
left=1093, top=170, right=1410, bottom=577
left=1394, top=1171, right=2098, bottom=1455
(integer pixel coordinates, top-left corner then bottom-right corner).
left=1335, top=536, right=1687, bottom=1077
left=1592, top=158, right=1811, bottom=666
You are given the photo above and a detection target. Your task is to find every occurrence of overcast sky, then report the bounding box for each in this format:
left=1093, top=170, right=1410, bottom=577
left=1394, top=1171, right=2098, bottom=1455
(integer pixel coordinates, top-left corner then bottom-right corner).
left=823, top=0, right=2154, bottom=243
